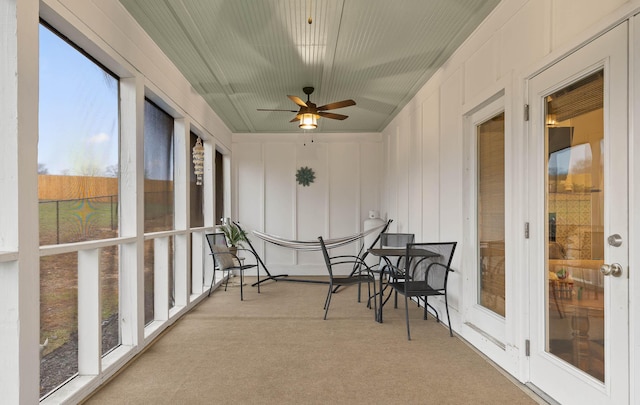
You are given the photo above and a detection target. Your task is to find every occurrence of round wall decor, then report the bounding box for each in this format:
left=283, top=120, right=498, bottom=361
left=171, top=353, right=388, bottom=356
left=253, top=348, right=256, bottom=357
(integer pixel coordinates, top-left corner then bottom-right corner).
left=296, top=166, right=315, bottom=186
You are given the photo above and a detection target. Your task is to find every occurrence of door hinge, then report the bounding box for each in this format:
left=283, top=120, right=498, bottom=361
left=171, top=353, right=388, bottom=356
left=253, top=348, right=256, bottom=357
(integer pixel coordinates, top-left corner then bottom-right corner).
left=524, top=104, right=529, bottom=121
left=525, top=339, right=530, bottom=357
left=524, top=222, right=530, bottom=239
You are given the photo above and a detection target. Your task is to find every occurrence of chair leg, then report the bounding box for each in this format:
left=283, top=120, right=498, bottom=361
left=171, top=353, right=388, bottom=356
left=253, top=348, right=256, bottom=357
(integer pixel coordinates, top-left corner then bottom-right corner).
left=404, top=294, right=411, bottom=340
left=224, top=271, right=230, bottom=291
left=240, top=270, right=244, bottom=301
left=256, top=266, right=261, bottom=294
left=425, top=301, right=440, bottom=323
left=371, top=278, right=378, bottom=322
left=445, top=292, right=453, bottom=337
left=323, top=283, right=334, bottom=320
left=423, top=297, right=428, bottom=320
left=208, top=267, right=217, bottom=297
left=357, top=279, right=362, bottom=303
left=323, top=285, right=331, bottom=310
left=377, top=290, right=384, bottom=323
left=381, top=286, right=393, bottom=309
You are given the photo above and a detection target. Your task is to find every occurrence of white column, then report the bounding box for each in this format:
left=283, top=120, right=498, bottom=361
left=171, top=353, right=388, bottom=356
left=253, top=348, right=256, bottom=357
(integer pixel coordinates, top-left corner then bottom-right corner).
left=224, top=152, right=232, bottom=220
left=173, top=119, right=189, bottom=307
left=203, top=139, right=215, bottom=227
left=119, top=76, right=145, bottom=347
left=0, top=0, right=40, bottom=403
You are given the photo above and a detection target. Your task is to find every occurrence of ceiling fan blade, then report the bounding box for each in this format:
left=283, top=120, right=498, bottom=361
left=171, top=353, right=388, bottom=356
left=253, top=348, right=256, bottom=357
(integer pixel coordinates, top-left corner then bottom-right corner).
left=289, top=116, right=300, bottom=123
left=257, top=108, right=299, bottom=112
left=318, top=111, right=348, bottom=120
left=317, top=99, right=356, bottom=111
left=288, top=95, right=308, bottom=107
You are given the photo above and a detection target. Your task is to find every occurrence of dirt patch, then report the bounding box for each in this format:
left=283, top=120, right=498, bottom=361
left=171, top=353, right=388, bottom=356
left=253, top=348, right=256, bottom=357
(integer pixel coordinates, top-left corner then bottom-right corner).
left=40, top=313, right=119, bottom=398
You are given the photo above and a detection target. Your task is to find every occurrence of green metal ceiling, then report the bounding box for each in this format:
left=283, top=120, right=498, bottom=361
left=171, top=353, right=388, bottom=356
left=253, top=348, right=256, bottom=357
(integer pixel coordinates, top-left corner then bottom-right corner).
left=119, top=0, right=500, bottom=133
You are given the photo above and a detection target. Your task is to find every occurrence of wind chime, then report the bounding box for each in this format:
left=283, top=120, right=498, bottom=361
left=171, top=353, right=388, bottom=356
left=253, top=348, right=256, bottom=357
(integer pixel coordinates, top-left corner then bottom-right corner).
left=192, top=137, right=204, bottom=185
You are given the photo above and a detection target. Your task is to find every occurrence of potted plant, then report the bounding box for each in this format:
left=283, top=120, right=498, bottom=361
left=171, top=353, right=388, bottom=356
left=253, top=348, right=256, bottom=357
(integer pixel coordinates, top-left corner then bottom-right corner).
left=219, top=223, right=248, bottom=255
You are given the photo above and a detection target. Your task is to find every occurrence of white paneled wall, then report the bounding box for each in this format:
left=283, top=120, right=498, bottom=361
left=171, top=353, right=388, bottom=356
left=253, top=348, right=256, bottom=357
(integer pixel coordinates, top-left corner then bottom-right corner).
left=360, top=142, right=383, bottom=223
left=264, top=143, right=296, bottom=265
left=233, top=133, right=382, bottom=275
left=551, top=0, right=628, bottom=50
left=499, top=0, right=549, bottom=75
left=328, top=143, right=359, bottom=258
left=438, top=69, right=465, bottom=247
left=235, top=143, right=263, bottom=231
left=379, top=0, right=640, bottom=388
left=421, top=91, right=441, bottom=242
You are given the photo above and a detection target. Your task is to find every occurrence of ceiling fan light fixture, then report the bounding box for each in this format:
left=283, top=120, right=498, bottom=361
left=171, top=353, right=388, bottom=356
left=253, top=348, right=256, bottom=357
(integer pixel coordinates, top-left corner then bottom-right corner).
left=299, top=113, right=319, bottom=129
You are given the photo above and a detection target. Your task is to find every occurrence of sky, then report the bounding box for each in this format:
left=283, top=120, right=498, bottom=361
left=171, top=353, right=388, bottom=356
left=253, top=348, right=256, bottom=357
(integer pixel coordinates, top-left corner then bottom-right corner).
left=39, top=25, right=119, bottom=176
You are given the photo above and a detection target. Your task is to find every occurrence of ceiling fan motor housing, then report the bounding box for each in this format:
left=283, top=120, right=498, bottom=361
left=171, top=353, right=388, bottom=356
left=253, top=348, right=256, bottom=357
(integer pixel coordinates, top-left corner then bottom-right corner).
left=258, top=86, right=355, bottom=125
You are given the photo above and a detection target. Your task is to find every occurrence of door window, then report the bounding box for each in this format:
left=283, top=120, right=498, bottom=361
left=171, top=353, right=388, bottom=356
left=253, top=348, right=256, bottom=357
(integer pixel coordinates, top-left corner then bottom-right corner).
left=477, top=112, right=506, bottom=316
left=545, top=70, right=604, bottom=381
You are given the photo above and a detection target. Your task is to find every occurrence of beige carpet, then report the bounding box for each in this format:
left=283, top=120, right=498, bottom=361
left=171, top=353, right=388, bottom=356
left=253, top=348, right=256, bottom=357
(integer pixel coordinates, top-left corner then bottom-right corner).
left=85, top=277, right=544, bottom=405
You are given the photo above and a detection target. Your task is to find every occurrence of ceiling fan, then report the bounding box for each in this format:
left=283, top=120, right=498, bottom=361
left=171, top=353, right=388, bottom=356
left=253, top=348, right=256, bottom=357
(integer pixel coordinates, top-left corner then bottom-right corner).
left=258, top=87, right=356, bottom=129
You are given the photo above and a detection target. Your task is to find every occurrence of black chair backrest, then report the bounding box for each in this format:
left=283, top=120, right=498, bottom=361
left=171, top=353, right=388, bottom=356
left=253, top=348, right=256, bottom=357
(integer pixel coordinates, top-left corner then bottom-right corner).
left=405, top=242, right=457, bottom=290
left=380, top=232, right=415, bottom=268
left=356, top=219, right=393, bottom=264
left=233, top=221, right=268, bottom=270
left=206, top=232, right=227, bottom=250
left=318, top=237, right=334, bottom=278
left=380, top=232, right=415, bottom=248
left=206, top=232, right=230, bottom=268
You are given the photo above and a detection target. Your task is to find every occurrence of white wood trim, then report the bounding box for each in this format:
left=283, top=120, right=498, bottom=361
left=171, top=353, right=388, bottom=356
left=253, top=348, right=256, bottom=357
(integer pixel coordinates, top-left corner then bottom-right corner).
left=203, top=139, right=215, bottom=227
left=223, top=152, right=232, bottom=221
left=462, top=94, right=508, bottom=350
left=0, top=252, right=19, bottom=263
left=191, top=231, right=206, bottom=296
left=0, top=1, right=40, bottom=403
left=173, top=119, right=189, bottom=307
left=630, top=14, right=640, bottom=405
left=174, top=118, right=188, bottom=231
left=39, top=237, right=137, bottom=256
left=118, top=76, right=145, bottom=349
left=154, top=236, right=169, bottom=322
left=174, top=233, right=189, bottom=307
left=78, top=248, right=100, bottom=375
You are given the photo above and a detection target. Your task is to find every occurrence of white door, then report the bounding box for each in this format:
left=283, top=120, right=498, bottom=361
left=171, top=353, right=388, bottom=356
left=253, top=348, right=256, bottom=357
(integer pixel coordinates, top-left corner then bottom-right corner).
left=527, top=23, right=629, bottom=404
left=463, top=95, right=508, bottom=344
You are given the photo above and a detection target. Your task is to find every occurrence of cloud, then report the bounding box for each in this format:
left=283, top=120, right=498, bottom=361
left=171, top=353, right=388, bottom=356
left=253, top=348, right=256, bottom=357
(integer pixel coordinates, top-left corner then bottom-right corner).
left=87, top=132, right=110, bottom=144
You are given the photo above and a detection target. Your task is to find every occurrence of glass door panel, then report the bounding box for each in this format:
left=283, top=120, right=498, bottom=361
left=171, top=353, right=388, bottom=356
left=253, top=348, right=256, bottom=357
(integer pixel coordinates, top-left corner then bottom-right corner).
left=478, top=112, right=505, bottom=317
left=545, top=71, right=604, bottom=381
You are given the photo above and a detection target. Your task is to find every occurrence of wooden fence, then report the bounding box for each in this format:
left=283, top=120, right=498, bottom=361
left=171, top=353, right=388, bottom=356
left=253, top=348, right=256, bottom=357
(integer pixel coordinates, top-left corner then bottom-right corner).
left=38, top=175, right=173, bottom=201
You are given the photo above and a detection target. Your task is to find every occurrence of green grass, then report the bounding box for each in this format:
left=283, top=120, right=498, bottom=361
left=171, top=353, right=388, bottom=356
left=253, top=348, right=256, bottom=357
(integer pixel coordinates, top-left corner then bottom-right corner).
left=39, top=198, right=118, bottom=245
left=39, top=201, right=120, bottom=356
left=38, top=195, right=175, bottom=357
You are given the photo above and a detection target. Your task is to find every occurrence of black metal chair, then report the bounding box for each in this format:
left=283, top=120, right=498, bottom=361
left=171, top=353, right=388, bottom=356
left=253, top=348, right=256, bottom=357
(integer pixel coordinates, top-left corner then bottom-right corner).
left=380, top=232, right=415, bottom=268
left=233, top=221, right=290, bottom=287
left=387, top=242, right=457, bottom=340
left=318, top=236, right=377, bottom=320
left=375, top=232, right=415, bottom=309
left=205, top=232, right=260, bottom=300
left=339, top=219, right=393, bottom=301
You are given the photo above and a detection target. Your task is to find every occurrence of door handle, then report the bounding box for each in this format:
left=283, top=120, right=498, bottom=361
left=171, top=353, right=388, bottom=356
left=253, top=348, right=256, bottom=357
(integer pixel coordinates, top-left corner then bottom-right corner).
left=600, top=263, right=623, bottom=277
left=607, top=234, right=623, bottom=247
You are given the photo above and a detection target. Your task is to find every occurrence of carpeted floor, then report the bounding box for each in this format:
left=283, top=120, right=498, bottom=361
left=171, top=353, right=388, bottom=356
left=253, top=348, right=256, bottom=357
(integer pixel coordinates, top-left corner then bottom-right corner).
left=85, top=277, right=545, bottom=404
